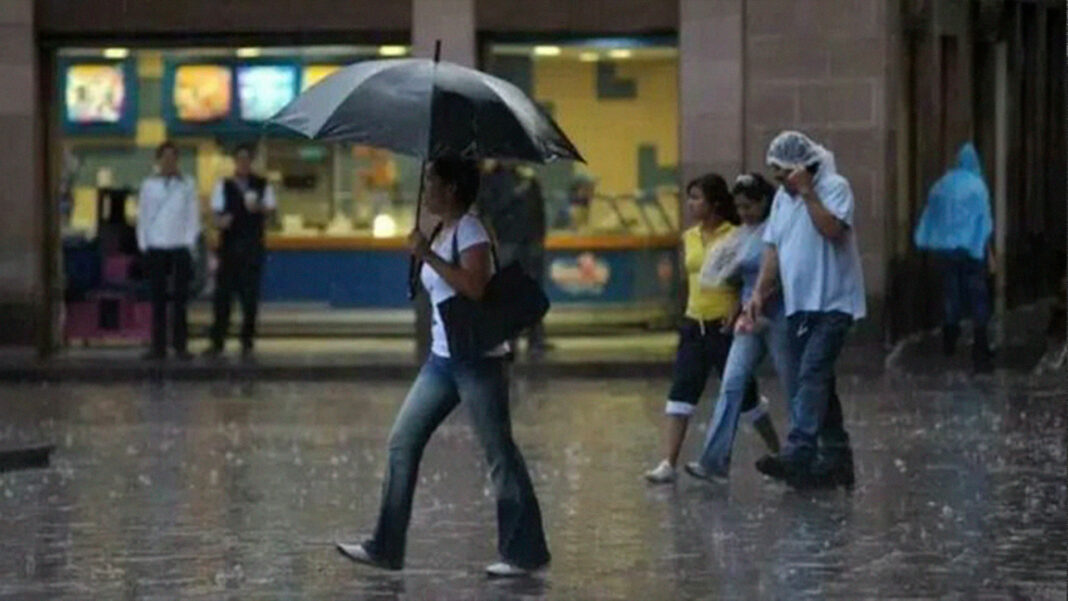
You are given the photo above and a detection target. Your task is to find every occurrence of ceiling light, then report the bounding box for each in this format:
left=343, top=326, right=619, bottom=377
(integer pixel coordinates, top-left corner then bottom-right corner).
left=608, top=49, right=632, bottom=59
left=102, top=48, right=129, bottom=59
left=579, top=52, right=599, bottom=62
left=378, top=45, right=407, bottom=57
left=236, top=47, right=262, bottom=58
left=533, top=46, right=562, bottom=57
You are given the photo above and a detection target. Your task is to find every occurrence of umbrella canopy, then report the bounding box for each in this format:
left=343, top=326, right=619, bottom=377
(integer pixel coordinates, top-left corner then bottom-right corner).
left=269, top=58, right=584, bottom=164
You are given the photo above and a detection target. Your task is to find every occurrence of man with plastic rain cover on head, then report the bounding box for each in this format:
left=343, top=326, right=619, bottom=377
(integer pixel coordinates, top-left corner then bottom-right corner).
left=745, top=131, right=866, bottom=489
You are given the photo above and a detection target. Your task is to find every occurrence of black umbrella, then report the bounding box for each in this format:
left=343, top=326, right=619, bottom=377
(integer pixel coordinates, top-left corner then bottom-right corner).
left=269, top=42, right=584, bottom=296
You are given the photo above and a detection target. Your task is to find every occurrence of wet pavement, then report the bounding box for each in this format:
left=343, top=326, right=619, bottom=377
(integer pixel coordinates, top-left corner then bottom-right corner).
left=0, top=372, right=1064, bottom=600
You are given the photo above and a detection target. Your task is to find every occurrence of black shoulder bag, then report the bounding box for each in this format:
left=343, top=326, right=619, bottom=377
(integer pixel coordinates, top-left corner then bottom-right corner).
left=435, top=223, right=550, bottom=360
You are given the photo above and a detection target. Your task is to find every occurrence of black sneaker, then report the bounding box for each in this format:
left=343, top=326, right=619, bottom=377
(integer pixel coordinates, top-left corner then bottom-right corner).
left=756, top=453, right=812, bottom=483
left=755, top=454, right=792, bottom=481
left=792, top=451, right=855, bottom=490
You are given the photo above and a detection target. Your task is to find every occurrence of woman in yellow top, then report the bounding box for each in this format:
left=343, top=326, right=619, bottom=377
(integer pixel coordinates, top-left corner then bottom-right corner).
left=645, top=173, right=779, bottom=483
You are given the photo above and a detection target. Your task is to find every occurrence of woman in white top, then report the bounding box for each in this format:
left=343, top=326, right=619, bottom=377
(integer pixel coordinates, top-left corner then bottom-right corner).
left=336, top=158, right=551, bottom=578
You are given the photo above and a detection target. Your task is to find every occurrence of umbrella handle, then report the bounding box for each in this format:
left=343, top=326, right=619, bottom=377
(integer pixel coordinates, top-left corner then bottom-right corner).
left=407, top=160, right=428, bottom=300
left=409, top=40, right=440, bottom=300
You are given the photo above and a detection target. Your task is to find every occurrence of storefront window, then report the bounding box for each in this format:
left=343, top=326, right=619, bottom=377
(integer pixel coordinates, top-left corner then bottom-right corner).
left=55, top=45, right=420, bottom=240
left=482, top=38, right=680, bottom=237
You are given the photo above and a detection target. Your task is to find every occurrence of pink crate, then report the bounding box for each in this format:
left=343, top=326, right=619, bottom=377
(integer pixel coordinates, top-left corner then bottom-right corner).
left=63, top=299, right=151, bottom=343
left=102, top=256, right=133, bottom=284
left=64, top=302, right=99, bottom=339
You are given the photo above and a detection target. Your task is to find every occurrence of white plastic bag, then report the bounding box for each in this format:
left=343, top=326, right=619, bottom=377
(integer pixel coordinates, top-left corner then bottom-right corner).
left=699, top=227, right=747, bottom=289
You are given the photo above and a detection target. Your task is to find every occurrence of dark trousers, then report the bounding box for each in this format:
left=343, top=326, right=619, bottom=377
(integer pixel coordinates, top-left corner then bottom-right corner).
left=940, top=250, right=991, bottom=331
left=210, top=248, right=264, bottom=351
left=666, top=318, right=759, bottom=415
left=146, top=248, right=192, bottom=354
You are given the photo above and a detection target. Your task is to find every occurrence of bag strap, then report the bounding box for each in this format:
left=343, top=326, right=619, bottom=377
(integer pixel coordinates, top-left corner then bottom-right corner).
left=416, top=221, right=446, bottom=277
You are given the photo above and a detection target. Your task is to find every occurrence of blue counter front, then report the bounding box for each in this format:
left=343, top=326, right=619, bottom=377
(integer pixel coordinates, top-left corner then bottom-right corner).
left=258, top=235, right=681, bottom=309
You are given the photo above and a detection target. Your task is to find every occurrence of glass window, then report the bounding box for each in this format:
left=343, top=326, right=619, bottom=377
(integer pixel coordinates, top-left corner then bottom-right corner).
left=482, top=38, right=680, bottom=237
left=55, top=45, right=416, bottom=239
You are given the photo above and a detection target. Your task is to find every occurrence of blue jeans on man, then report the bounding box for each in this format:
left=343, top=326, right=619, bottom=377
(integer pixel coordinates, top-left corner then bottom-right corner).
left=780, top=311, right=853, bottom=469
left=364, top=354, right=551, bottom=570
left=698, top=314, right=796, bottom=477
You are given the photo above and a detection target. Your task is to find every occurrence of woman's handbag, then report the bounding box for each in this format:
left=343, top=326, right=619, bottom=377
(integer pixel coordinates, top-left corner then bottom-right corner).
left=435, top=225, right=550, bottom=360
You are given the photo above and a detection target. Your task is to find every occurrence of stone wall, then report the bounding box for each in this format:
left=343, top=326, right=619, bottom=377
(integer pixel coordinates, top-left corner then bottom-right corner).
left=743, top=0, right=892, bottom=305
left=0, top=0, right=41, bottom=346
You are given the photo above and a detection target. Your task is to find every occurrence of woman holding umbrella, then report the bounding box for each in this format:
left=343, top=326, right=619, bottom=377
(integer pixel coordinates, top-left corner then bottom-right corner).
left=269, top=47, right=581, bottom=576
left=335, top=158, right=551, bottom=577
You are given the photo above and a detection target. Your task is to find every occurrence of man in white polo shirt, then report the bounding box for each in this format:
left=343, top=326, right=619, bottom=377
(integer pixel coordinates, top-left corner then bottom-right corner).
left=136, top=141, right=201, bottom=361
left=746, top=131, right=866, bottom=489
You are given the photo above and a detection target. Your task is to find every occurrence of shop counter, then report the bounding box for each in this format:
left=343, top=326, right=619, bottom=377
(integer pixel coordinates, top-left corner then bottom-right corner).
left=258, top=234, right=681, bottom=314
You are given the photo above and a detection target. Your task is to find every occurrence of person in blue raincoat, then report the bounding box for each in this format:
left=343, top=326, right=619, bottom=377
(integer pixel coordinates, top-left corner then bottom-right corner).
left=914, top=142, right=996, bottom=372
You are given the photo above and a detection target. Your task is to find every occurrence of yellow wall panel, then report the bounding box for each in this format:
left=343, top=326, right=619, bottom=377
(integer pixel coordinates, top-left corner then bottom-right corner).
left=137, top=51, right=164, bottom=78
left=135, top=118, right=166, bottom=148
left=532, top=57, right=678, bottom=197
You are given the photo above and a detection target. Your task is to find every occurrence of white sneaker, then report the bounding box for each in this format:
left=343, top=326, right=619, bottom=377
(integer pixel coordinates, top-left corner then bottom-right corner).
left=335, top=541, right=395, bottom=571
left=486, top=561, right=534, bottom=578
left=644, top=460, right=677, bottom=484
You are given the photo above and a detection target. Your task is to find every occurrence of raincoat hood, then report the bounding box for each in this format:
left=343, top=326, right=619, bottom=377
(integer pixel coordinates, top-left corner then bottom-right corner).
left=956, top=143, right=982, bottom=176
left=914, top=142, right=992, bottom=260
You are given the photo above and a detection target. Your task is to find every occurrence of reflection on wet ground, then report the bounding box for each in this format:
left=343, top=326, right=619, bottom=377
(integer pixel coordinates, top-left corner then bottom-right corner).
left=0, top=373, right=1064, bottom=599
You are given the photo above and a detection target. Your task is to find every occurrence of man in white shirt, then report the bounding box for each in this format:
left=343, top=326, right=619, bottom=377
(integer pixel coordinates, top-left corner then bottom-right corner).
left=136, top=141, right=201, bottom=361
left=204, top=143, right=276, bottom=360
left=748, top=131, right=866, bottom=489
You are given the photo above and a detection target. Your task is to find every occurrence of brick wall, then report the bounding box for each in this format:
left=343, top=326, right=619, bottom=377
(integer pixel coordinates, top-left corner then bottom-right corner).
left=744, top=0, right=892, bottom=300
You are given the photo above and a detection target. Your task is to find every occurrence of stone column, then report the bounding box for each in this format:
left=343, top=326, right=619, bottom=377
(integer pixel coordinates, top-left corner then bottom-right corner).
left=0, top=0, right=42, bottom=348
left=412, top=0, right=476, bottom=67
left=678, top=0, right=744, bottom=201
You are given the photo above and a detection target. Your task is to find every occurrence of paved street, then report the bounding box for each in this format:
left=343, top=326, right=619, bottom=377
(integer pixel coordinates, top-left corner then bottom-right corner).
left=0, top=372, right=1064, bottom=600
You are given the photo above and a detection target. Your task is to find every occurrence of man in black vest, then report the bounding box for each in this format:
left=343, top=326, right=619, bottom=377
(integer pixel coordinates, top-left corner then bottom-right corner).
left=204, top=144, right=275, bottom=360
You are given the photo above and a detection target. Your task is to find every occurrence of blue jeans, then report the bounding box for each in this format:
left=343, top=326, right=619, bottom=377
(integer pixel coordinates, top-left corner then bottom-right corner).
left=782, top=311, right=853, bottom=463
left=940, top=250, right=990, bottom=330
left=365, top=354, right=550, bottom=569
left=698, top=313, right=797, bottom=476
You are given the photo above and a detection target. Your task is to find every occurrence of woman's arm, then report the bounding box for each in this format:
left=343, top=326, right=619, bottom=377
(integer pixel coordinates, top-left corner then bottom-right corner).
left=410, top=230, right=493, bottom=301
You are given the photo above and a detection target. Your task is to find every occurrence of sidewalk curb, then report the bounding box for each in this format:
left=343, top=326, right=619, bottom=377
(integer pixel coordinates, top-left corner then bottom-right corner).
left=0, top=360, right=679, bottom=383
